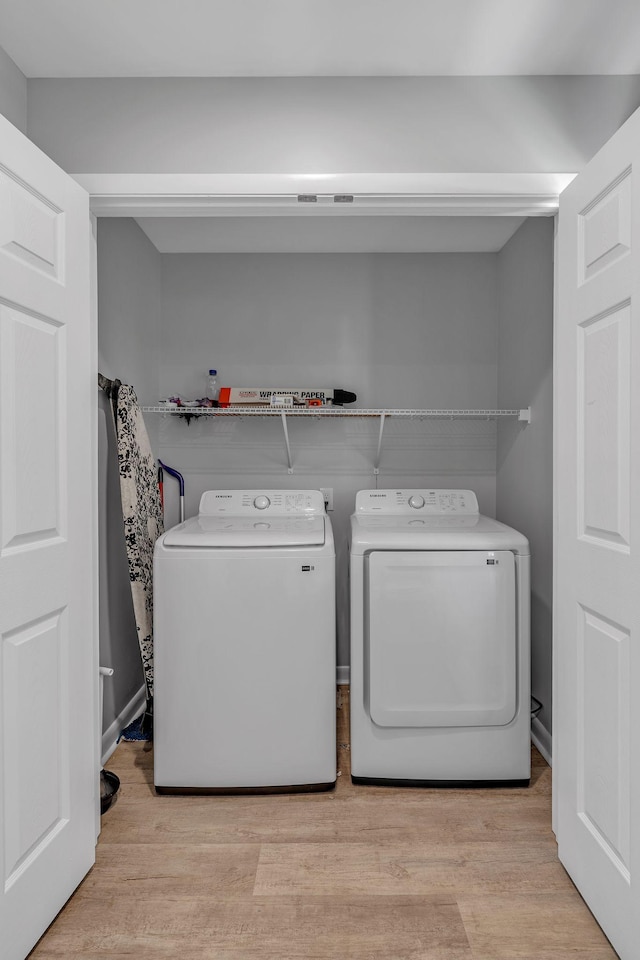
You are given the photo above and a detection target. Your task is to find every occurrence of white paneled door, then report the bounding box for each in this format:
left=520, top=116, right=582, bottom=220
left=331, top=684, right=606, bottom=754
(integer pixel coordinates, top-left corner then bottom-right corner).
left=555, top=105, right=640, bottom=958
left=0, top=115, right=96, bottom=958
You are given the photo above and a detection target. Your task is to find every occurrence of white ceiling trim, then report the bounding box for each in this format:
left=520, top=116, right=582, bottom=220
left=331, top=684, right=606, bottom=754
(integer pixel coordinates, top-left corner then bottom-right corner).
left=75, top=172, right=577, bottom=217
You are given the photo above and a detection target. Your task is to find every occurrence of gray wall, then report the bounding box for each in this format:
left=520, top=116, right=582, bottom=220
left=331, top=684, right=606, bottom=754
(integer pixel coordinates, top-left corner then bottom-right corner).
left=0, top=44, right=27, bottom=133
left=26, top=76, right=640, bottom=174
left=157, top=252, right=500, bottom=667
left=496, top=218, right=554, bottom=739
left=98, top=218, right=161, bottom=740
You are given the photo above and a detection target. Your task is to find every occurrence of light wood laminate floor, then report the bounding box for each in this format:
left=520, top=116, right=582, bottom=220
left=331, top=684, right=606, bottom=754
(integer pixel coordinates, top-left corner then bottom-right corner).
left=30, top=688, right=618, bottom=959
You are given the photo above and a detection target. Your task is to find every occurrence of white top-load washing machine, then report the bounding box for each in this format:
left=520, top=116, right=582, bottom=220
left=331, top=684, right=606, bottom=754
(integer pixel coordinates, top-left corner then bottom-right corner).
left=350, top=489, right=530, bottom=786
left=153, top=489, right=336, bottom=793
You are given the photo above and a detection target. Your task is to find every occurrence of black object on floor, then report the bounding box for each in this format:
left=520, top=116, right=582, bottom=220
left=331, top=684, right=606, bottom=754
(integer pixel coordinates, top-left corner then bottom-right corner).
left=100, top=769, right=120, bottom=814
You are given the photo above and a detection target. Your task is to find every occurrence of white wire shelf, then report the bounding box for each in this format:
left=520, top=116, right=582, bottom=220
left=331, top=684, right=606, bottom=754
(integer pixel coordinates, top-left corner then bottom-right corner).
left=143, top=406, right=530, bottom=420
left=143, top=405, right=531, bottom=474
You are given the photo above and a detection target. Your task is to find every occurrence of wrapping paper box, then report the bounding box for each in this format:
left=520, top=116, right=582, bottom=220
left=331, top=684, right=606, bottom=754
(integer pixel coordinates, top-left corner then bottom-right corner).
left=218, top=387, right=356, bottom=407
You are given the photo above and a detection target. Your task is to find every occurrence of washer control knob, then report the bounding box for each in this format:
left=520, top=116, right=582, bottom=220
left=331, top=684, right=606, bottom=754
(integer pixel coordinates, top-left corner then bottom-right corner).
left=253, top=495, right=271, bottom=510
left=408, top=495, right=425, bottom=509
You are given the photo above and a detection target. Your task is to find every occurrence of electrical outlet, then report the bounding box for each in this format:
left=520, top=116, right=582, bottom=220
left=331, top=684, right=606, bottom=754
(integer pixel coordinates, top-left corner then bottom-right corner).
left=320, top=487, right=334, bottom=511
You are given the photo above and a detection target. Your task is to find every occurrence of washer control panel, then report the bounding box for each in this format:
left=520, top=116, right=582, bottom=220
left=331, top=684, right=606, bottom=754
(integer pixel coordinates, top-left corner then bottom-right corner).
left=355, top=489, right=479, bottom=516
left=199, top=489, right=326, bottom=516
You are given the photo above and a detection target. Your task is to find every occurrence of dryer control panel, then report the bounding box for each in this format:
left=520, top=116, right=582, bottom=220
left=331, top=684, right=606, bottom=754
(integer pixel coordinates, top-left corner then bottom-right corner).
left=199, top=489, right=326, bottom=516
left=355, top=489, right=479, bottom=515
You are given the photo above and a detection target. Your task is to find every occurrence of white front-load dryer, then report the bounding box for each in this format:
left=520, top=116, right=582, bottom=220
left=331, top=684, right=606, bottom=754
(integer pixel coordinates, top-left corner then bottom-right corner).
left=154, top=489, right=336, bottom=793
left=350, top=489, right=530, bottom=786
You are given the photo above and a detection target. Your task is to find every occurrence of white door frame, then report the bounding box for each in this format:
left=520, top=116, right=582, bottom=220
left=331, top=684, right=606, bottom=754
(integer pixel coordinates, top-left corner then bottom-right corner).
left=75, top=172, right=575, bottom=219
left=85, top=166, right=568, bottom=733
left=85, top=167, right=569, bottom=765
left=86, top=167, right=570, bottom=783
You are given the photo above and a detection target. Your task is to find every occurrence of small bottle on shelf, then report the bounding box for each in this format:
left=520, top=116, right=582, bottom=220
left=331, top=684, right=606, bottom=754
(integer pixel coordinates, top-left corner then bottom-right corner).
left=206, top=369, right=218, bottom=402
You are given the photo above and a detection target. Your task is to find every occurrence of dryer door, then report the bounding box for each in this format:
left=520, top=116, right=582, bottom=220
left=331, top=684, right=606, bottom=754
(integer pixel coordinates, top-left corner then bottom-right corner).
left=367, top=550, right=516, bottom=727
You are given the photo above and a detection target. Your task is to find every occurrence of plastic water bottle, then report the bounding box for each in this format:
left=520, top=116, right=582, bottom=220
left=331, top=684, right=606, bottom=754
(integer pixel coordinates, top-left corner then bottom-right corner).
left=206, top=369, right=218, bottom=401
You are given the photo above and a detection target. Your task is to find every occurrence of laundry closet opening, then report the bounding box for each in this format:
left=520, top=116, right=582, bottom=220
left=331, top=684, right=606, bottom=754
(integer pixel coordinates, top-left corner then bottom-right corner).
left=96, top=209, right=554, bottom=766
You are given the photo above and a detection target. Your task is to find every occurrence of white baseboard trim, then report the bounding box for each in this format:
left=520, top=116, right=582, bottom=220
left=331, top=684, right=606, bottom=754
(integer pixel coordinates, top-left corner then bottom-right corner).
left=531, top=716, right=552, bottom=766
left=101, top=684, right=147, bottom=766
left=337, top=665, right=350, bottom=685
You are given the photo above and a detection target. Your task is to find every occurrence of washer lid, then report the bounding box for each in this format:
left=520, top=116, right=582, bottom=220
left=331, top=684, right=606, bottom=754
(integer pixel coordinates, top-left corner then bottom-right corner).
left=163, top=514, right=326, bottom=548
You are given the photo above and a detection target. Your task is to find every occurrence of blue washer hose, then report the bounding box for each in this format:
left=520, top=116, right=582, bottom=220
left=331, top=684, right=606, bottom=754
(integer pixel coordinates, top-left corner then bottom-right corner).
left=158, top=460, right=185, bottom=523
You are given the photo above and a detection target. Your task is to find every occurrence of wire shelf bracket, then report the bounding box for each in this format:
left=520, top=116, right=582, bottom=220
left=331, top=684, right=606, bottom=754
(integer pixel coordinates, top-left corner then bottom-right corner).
left=143, top=405, right=532, bottom=474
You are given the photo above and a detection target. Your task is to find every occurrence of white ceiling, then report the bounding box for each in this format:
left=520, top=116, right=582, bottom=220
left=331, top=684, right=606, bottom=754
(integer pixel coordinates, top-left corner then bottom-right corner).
left=1, top=0, right=639, bottom=78
left=136, top=215, right=526, bottom=254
